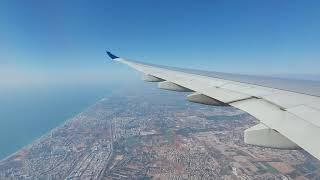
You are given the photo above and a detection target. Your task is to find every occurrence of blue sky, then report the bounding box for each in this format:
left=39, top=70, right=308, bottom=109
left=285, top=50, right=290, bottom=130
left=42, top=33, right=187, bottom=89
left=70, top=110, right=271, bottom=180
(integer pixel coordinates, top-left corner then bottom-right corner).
left=1, top=0, right=320, bottom=86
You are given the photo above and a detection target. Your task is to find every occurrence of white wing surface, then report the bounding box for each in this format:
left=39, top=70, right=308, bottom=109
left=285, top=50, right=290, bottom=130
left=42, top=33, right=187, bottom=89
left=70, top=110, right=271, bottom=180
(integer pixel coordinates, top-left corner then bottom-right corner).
left=106, top=51, right=320, bottom=160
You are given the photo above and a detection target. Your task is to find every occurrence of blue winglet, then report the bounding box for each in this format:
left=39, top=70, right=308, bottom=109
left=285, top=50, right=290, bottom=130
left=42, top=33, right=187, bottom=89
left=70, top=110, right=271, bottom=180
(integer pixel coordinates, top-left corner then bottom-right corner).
left=106, top=51, right=119, bottom=59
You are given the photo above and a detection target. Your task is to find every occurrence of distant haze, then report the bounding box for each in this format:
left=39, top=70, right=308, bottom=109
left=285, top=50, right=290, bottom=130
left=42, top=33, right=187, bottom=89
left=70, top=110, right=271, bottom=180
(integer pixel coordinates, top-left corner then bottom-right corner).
left=1, top=0, right=320, bottom=78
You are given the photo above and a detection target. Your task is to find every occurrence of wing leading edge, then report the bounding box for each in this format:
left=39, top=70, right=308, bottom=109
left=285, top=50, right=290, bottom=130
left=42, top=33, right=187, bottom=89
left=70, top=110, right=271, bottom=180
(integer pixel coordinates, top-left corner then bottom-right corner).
left=106, top=51, right=320, bottom=160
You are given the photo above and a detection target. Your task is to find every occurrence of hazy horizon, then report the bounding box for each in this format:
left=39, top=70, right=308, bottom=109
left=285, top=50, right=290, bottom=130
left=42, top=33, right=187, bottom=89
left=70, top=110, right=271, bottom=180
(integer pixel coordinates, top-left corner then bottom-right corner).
left=1, top=0, right=320, bottom=82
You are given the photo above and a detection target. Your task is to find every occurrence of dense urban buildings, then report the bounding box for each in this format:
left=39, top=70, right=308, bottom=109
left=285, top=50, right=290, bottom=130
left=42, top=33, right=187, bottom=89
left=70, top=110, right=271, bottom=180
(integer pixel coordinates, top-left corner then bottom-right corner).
left=0, top=88, right=319, bottom=179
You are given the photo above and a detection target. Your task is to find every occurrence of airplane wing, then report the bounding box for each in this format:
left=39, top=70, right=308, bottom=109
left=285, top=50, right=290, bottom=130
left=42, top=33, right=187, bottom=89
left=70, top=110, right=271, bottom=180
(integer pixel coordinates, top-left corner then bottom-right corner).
left=106, top=51, right=320, bottom=160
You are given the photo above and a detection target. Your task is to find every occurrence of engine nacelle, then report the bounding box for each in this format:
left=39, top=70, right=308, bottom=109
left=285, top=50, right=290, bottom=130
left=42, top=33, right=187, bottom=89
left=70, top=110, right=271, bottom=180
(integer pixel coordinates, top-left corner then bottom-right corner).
left=187, top=92, right=227, bottom=106
left=244, top=123, right=299, bottom=149
left=142, top=74, right=164, bottom=82
left=158, top=81, right=193, bottom=92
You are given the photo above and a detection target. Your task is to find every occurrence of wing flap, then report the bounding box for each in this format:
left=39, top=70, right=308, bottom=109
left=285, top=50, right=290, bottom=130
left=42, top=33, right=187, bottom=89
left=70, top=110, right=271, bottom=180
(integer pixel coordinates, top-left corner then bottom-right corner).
left=262, top=91, right=319, bottom=109
left=287, top=105, right=320, bottom=128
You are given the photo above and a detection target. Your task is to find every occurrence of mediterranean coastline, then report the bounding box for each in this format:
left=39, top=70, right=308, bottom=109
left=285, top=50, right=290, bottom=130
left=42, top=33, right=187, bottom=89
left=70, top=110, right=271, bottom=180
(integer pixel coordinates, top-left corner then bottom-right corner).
left=1, top=87, right=319, bottom=179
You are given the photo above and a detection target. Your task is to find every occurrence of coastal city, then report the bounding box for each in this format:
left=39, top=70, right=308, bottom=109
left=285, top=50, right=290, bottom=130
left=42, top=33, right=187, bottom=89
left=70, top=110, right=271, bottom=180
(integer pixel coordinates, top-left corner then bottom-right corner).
left=0, top=87, right=319, bottom=179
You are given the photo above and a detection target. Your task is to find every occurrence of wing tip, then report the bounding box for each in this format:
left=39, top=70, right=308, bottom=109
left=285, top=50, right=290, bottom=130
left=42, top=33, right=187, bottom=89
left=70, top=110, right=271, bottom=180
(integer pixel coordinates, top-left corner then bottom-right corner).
left=106, top=51, right=119, bottom=60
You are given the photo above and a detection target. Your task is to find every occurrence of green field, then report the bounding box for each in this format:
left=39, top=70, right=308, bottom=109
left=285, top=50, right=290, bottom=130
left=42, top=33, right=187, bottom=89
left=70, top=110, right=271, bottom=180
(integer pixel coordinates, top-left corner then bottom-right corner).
left=263, top=162, right=279, bottom=174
